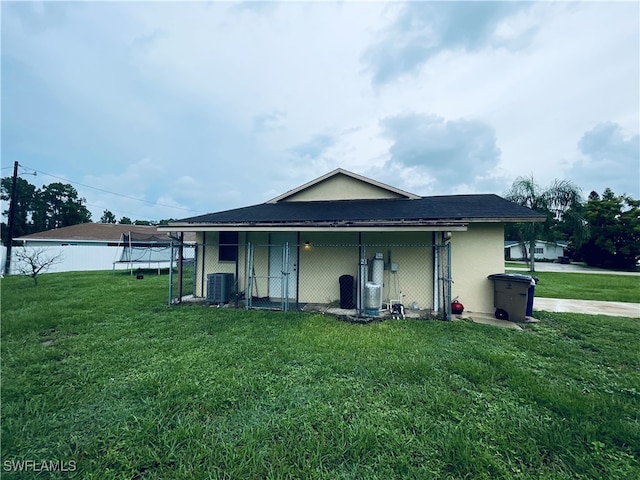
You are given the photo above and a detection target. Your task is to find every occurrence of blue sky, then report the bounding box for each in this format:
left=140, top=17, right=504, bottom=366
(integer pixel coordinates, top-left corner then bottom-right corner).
left=2, top=1, right=638, bottom=222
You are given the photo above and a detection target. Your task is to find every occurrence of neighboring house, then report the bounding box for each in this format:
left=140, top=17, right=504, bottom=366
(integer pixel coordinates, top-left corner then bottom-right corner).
left=504, top=240, right=567, bottom=261
left=11, top=224, right=193, bottom=274
left=162, top=169, right=545, bottom=317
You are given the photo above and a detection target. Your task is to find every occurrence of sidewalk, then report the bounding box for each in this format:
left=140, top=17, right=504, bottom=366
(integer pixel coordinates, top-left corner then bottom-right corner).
left=508, top=262, right=640, bottom=276
left=463, top=297, right=639, bottom=330
left=534, top=297, right=640, bottom=318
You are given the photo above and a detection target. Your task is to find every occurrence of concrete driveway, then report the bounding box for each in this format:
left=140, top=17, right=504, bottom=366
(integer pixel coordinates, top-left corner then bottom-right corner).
left=465, top=298, right=639, bottom=330
left=495, top=262, right=640, bottom=320
left=534, top=297, right=640, bottom=318
left=508, top=262, right=639, bottom=317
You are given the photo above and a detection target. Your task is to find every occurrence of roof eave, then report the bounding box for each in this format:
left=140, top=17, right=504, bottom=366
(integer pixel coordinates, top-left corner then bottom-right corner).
left=461, top=216, right=547, bottom=223
left=160, top=220, right=471, bottom=232
left=158, top=217, right=545, bottom=232
left=15, top=238, right=113, bottom=244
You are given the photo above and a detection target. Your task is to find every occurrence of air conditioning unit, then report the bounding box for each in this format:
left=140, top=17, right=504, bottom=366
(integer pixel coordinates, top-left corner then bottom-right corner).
left=207, top=273, right=234, bottom=304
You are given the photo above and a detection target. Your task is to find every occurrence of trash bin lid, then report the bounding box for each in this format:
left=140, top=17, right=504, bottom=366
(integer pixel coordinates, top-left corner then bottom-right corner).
left=488, top=273, right=534, bottom=283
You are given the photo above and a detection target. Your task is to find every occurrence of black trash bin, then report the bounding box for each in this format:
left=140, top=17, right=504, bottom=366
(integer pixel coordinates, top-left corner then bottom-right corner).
left=488, top=273, right=537, bottom=322
left=339, top=275, right=355, bottom=309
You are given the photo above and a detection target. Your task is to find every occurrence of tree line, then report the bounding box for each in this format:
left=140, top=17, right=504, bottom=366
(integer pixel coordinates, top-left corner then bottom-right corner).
left=97, top=209, right=174, bottom=226
left=0, top=177, right=173, bottom=242
left=3, top=175, right=638, bottom=270
left=505, top=176, right=639, bottom=271
left=1, top=177, right=91, bottom=240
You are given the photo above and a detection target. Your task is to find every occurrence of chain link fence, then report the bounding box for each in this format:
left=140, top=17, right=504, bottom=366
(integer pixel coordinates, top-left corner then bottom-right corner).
left=172, top=237, right=452, bottom=320
left=168, top=243, right=196, bottom=304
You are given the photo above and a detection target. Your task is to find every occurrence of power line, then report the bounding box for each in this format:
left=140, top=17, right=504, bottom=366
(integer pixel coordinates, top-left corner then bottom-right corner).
left=19, top=164, right=207, bottom=214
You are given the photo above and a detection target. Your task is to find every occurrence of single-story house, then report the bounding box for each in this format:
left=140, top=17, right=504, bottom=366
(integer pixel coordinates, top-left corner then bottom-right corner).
left=10, top=223, right=194, bottom=274
left=504, top=240, right=568, bottom=261
left=161, top=169, right=545, bottom=317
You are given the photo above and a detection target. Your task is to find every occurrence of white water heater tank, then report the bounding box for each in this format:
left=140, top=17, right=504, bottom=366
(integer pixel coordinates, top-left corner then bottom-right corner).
left=364, top=282, right=382, bottom=316
left=371, top=253, right=384, bottom=308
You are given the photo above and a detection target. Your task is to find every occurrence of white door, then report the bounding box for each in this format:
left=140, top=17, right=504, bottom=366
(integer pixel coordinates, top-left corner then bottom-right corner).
left=269, top=233, right=298, bottom=299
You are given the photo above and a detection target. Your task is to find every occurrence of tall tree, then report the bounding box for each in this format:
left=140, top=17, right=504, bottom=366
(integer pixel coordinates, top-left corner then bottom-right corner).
left=100, top=210, right=117, bottom=224
left=504, top=176, right=583, bottom=271
left=581, top=189, right=639, bottom=270
left=37, top=182, right=91, bottom=230
left=119, top=217, right=132, bottom=225
left=1, top=177, right=38, bottom=242
left=1, top=177, right=92, bottom=240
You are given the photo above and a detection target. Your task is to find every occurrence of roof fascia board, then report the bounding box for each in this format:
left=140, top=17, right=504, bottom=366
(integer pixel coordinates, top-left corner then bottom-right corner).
left=266, top=168, right=420, bottom=203
left=159, top=224, right=469, bottom=232
left=15, top=238, right=112, bottom=244
left=161, top=216, right=543, bottom=232
left=457, top=217, right=546, bottom=223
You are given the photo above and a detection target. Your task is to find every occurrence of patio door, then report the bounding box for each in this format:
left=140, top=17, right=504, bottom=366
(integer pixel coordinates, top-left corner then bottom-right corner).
left=269, top=233, right=298, bottom=300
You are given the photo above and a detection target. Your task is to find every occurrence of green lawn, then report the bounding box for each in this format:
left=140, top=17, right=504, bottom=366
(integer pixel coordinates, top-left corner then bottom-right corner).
left=2, top=271, right=639, bottom=479
left=502, top=268, right=639, bottom=303
left=529, top=272, right=639, bottom=303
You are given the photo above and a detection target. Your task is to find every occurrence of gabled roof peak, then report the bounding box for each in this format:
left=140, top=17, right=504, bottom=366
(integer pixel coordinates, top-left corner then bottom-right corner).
left=266, top=168, right=421, bottom=203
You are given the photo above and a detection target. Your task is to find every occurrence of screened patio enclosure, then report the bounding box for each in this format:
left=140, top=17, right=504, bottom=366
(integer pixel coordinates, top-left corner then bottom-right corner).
left=244, top=241, right=452, bottom=319
left=186, top=231, right=453, bottom=319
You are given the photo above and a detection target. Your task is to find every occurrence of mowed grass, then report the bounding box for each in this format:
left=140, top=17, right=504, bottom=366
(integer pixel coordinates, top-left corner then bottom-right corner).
left=531, top=272, right=639, bottom=303
left=504, top=264, right=639, bottom=303
left=2, top=271, right=639, bottom=479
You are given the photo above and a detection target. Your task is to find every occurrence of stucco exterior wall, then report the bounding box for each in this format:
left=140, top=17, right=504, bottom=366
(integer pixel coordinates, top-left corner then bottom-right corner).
left=450, top=223, right=504, bottom=315
left=284, top=175, right=405, bottom=202
left=297, top=232, right=360, bottom=304
left=195, top=226, right=503, bottom=314
left=361, top=231, right=435, bottom=310
left=244, top=232, right=271, bottom=299
left=196, top=230, right=438, bottom=309
left=197, top=232, right=238, bottom=298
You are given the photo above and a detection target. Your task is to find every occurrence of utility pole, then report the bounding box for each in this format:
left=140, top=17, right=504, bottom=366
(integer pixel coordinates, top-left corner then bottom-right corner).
left=4, top=161, right=19, bottom=275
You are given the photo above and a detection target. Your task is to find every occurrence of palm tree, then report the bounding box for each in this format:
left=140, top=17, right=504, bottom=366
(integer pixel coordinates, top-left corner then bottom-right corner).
left=505, top=176, right=583, bottom=272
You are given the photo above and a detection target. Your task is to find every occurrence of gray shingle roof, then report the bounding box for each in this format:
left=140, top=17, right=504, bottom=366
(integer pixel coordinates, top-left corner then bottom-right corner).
left=175, top=194, right=545, bottom=226
left=15, top=223, right=196, bottom=242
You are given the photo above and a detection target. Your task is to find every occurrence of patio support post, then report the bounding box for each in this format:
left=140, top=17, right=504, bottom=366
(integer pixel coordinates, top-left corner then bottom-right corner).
left=177, top=232, right=184, bottom=301
left=168, top=242, right=174, bottom=305
left=245, top=242, right=253, bottom=310
left=433, top=232, right=439, bottom=313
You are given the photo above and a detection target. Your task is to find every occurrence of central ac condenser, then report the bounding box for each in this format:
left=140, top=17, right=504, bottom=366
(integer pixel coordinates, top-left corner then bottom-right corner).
left=207, top=273, right=234, bottom=304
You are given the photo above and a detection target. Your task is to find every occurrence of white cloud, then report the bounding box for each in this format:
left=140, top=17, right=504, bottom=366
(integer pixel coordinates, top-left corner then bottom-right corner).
left=363, top=2, right=534, bottom=86
left=568, top=123, right=639, bottom=197
left=2, top=0, right=638, bottom=221
left=381, top=113, right=503, bottom=192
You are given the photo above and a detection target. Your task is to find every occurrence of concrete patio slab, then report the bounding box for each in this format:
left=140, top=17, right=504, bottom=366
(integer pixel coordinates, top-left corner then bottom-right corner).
left=456, top=312, right=524, bottom=330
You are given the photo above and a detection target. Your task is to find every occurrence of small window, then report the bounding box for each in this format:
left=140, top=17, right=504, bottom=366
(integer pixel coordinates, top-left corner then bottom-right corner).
left=534, top=247, right=544, bottom=255
left=219, top=231, right=238, bottom=262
